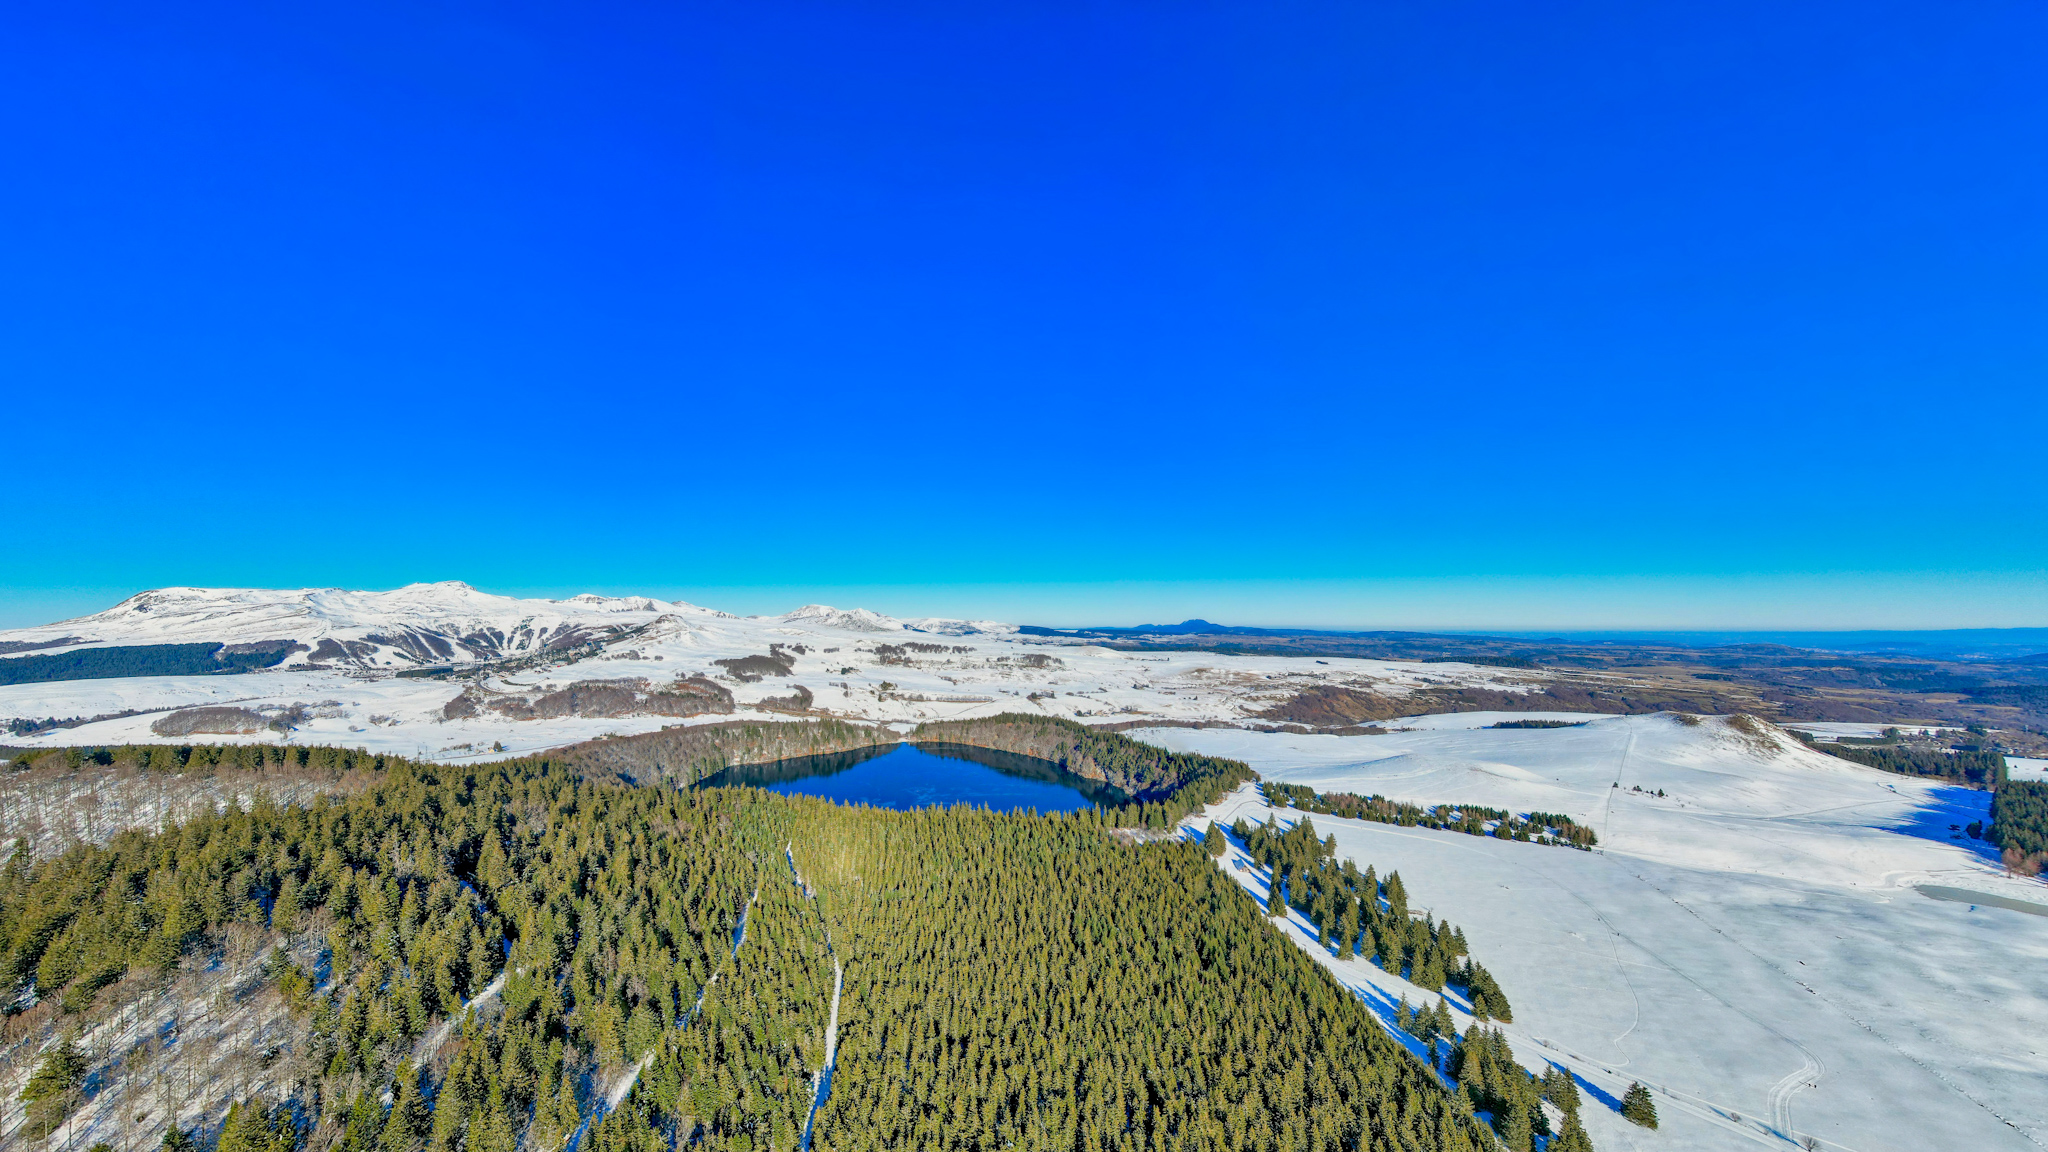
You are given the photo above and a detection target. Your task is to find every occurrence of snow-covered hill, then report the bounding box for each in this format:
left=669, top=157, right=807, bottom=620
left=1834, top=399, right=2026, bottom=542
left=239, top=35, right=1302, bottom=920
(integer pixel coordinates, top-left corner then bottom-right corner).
left=3, top=582, right=718, bottom=668
left=0, top=584, right=1540, bottom=757
left=1162, top=716, right=2048, bottom=1152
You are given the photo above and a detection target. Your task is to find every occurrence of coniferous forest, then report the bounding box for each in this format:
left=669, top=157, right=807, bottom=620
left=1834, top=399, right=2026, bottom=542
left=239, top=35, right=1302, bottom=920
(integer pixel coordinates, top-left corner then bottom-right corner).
left=0, top=741, right=1591, bottom=1152
left=1256, top=783, right=1598, bottom=851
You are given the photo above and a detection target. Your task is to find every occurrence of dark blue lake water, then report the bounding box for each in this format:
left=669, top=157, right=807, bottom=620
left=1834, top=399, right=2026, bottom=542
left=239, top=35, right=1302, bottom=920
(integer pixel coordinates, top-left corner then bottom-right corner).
left=694, top=741, right=1114, bottom=813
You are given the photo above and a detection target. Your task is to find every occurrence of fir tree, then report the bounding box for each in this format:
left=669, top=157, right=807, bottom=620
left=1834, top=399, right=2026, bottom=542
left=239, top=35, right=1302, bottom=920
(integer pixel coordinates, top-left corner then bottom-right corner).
left=1623, top=1082, right=1659, bottom=1129
left=19, top=1035, right=86, bottom=1140
left=218, top=1101, right=298, bottom=1152
left=1541, top=1065, right=1581, bottom=1116
left=382, top=1064, right=431, bottom=1152
left=1551, top=1110, right=1596, bottom=1152
left=1204, top=822, right=1227, bottom=857
left=1502, top=1099, right=1534, bottom=1152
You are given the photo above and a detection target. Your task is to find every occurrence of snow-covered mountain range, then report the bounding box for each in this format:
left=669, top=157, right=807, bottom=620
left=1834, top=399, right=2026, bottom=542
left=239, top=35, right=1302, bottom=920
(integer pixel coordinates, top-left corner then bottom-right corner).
left=0, top=582, right=1010, bottom=669
left=0, top=582, right=1532, bottom=758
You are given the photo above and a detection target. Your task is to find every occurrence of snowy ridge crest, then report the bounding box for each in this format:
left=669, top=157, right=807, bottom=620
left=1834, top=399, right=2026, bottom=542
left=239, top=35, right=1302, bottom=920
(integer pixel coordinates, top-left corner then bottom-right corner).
left=775, top=605, right=905, bottom=633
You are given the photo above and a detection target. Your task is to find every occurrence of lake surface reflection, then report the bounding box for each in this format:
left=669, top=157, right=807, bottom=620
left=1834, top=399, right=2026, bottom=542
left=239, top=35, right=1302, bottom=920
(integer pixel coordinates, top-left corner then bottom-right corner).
left=694, top=741, right=1116, bottom=813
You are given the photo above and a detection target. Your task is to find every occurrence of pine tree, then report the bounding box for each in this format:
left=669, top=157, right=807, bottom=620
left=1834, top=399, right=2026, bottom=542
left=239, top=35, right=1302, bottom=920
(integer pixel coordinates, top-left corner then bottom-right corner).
left=343, top=1090, right=383, bottom=1152
left=218, top=1101, right=297, bottom=1152
left=1623, top=1081, right=1659, bottom=1129
left=1541, top=1065, right=1580, bottom=1116
left=382, top=1064, right=431, bottom=1152
left=1502, top=1099, right=1534, bottom=1152
left=1204, top=823, right=1227, bottom=857
left=1551, top=1109, right=1596, bottom=1152
left=19, top=1035, right=86, bottom=1139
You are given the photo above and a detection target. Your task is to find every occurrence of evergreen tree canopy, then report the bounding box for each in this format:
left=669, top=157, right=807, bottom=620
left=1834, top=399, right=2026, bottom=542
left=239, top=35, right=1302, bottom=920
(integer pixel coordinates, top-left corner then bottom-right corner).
left=1623, top=1082, right=1660, bottom=1129
left=0, top=742, right=1586, bottom=1152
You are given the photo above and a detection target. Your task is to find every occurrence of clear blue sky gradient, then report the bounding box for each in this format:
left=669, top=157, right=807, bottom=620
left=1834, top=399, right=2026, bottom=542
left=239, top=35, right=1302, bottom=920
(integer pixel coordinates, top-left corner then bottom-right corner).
left=3, top=1, right=2044, bottom=629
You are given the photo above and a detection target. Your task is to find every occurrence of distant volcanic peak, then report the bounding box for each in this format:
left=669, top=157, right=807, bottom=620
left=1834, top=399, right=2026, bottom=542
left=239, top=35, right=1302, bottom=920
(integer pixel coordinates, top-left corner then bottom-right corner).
left=9, top=583, right=686, bottom=668
left=777, top=605, right=905, bottom=632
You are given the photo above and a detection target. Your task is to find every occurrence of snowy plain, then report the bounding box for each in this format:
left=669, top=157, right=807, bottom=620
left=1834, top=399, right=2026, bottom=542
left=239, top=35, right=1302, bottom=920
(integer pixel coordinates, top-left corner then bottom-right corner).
left=1155, top=716, right=2048, bottom=1152
left=2007, top=757, right=2048, bottom=783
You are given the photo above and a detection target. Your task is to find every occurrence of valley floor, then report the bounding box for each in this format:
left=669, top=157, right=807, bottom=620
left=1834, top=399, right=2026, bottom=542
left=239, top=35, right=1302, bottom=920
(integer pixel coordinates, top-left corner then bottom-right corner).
left=1161, top=715, right=2048, bottom=1152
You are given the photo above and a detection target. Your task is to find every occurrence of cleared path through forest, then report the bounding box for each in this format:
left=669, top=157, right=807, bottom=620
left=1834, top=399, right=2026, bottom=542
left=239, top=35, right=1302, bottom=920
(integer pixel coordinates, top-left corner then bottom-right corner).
left=788, top=843, right=843, bottom=1152
left=567, top=882, right=760, bottom=1152
left=416, top=967, right=508, bottom=1058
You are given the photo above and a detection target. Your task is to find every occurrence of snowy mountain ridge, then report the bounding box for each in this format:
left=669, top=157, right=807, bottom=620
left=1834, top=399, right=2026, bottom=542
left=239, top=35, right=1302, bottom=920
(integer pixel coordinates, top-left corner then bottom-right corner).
left=0, top=584, right=1009, bottom=669
left=0, top=581, right=1549, bottom=756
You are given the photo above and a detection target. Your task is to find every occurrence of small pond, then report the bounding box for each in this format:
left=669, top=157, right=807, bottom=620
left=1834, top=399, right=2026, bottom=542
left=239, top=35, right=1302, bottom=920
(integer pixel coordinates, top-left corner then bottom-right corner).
left=694, top=741, right=1118, bottom=814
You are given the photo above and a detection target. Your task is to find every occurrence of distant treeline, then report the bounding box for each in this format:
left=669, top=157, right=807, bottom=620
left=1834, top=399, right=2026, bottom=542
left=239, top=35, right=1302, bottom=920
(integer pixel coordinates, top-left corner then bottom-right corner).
left=1487, top=719, right=1582, bottom=729
left=1809, top=742, right=2006, bottom=789
left=0, top=641, right=295, bottom=686
left=554, top=719, right=891, bottom=787
left=5, top=740, right=394, bottom=776
left=1971, top=684, right=2048, bottom=709
left=1261, top=781, right=1598, bottom=849
left=1990, top=780, right=2048, bottom=875
left=911, top=713, right=1259, bottom=824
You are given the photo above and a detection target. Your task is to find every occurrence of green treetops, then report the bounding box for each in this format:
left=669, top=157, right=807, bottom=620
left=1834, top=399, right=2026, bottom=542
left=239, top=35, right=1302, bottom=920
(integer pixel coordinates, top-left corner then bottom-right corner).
left=19, top=1036, right=87, bottom=1139
left=1622, top=1082, right=1659, bottom=1128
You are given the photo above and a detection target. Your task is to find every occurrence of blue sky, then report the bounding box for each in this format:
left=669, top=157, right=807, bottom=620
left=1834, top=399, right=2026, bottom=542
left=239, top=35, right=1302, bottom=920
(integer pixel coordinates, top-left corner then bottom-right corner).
left=3, top=1, right=2044, bottom=630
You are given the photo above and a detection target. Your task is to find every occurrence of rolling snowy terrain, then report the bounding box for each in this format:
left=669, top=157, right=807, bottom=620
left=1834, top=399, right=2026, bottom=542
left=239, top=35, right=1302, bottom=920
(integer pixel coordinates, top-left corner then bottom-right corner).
left=1158, top=716, right=2048, bottom=1152
left=6, top=585, right=2045, bottom=1152
left=0, top=583, right=1545, bottom=758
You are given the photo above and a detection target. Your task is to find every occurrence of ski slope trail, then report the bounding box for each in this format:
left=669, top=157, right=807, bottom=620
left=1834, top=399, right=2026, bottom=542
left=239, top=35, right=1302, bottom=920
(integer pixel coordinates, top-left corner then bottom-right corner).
left=1766, top=1052, right=1822, bottom=1140
left=1600, top=715, right=1636, bottom=844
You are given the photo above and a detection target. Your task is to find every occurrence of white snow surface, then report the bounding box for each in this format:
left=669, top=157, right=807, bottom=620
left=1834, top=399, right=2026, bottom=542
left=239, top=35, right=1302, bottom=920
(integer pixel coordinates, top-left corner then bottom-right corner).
left=1156, top=717, right=2048, bottom=1152
left=0, top=584, right=1541, bottom=758
left=2003, top=757, right=2047, bottom=782
left=1779, top=721, right=1963, bottom=742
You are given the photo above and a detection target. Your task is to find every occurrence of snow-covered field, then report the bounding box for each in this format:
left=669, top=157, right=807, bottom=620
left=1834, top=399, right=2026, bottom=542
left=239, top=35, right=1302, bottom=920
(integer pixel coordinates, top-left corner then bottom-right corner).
left=0, top=583, right=1548, bottom=759
left=1778, top=721, right=1962, bottom=743
left=1159, top=716, right=2048, bottom=1152
left=2008, top=757, right=2048, bottom=783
